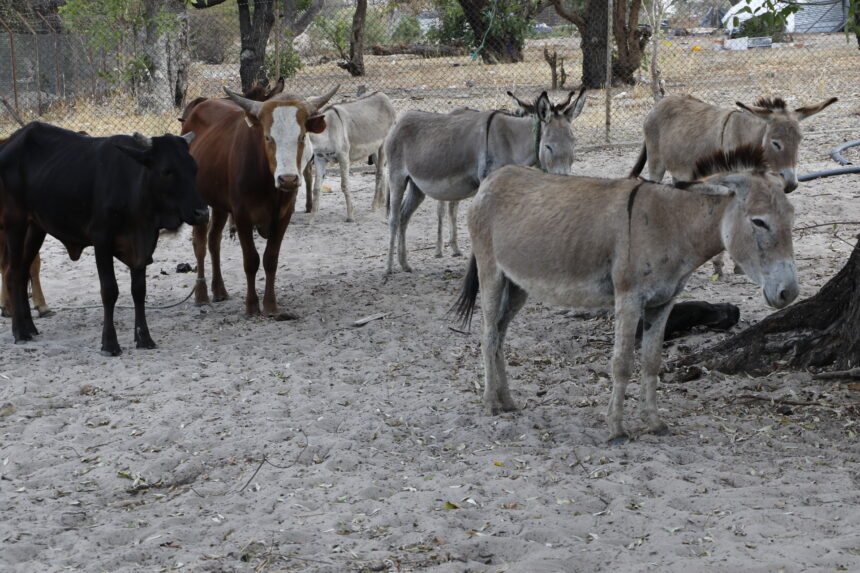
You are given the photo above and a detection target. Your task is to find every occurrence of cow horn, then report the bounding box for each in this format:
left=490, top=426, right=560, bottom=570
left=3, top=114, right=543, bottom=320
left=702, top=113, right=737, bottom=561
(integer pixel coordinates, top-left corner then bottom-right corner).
left=307, top=84, right=340, bottom=113
left=132, top=132, right=152, bottom=149
left=223, top=86, right=263, bottom=118
left=181, top=131, right=196, bottom=144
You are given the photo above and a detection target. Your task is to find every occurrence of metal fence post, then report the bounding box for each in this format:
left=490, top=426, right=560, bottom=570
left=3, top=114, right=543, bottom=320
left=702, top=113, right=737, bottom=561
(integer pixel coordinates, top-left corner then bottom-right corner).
left=0, top=16, right=19, bottom=114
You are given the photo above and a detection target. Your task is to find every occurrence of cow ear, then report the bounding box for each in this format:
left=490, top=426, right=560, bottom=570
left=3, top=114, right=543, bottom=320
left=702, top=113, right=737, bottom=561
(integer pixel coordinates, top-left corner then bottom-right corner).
left=306, top=114, right=326, bottom=134
left=114, top=142, right=152, bottom=166
left=794, top=97, right=837, bottom=120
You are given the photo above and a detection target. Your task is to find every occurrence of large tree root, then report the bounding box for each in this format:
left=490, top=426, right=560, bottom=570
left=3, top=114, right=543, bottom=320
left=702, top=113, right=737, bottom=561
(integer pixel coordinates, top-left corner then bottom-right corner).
left=680, top=240, right=860, bottom=376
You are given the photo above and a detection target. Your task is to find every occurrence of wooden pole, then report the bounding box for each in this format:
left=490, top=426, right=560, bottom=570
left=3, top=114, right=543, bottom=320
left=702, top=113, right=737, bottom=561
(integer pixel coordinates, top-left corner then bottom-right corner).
left=604, top=0, right=612, bottom=143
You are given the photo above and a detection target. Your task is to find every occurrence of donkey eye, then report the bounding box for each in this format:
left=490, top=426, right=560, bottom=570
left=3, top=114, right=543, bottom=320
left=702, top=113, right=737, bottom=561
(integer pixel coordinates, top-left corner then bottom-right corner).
left=544, top=144, right=554, bottom=153
left=771, top=140, right=782, bottom=151
left=752, top=218, right=770, bottom=230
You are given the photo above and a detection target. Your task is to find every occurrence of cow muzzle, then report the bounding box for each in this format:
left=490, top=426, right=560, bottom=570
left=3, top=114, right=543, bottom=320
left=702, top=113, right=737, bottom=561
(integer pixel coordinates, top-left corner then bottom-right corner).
left=277, top=174, right=300, bottom=190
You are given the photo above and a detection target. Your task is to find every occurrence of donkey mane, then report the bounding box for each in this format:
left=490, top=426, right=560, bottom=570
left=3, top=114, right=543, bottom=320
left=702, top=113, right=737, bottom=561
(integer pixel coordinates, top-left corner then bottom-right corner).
left=753, top=96, right=787, bottom=110
left=687, top=144, right=769, bottom=181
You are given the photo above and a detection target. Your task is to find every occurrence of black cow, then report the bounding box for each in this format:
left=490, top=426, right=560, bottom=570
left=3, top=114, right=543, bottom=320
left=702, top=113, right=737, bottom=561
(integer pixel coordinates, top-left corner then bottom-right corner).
left=0, top=122, right=208, bottom=355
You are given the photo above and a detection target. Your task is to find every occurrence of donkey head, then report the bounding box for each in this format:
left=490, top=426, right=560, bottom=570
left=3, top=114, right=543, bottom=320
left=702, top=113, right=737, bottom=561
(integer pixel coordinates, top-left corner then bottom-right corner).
left=735, top=96, right=837, bottom=193
left=508, top=87, right=587, bottom=175
left=224, top=85, right=338, bottom=190
left=683, top=145, right=798, bottom=309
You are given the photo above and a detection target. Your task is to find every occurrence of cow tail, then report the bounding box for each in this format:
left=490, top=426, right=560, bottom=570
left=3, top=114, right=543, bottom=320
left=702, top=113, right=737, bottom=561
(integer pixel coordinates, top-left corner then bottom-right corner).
left=451, top=254, right=479, bottom=331
left=628, top=144, right=647, bottom=178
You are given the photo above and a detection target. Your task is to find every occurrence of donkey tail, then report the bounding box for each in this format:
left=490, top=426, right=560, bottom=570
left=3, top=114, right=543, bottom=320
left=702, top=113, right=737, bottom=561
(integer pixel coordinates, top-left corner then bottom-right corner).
left=451, top=254, right=480, bottom=331
left=628, top=144, right=647, bottom=178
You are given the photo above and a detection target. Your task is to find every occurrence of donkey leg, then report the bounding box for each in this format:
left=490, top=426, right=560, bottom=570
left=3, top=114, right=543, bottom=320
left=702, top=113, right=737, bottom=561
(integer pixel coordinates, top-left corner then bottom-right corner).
left=448, top=200, right=462, bottom=257
left=639, top=302, right=674, bottom=435
left=606, top=296, right=642, bottom=444
left=396, top=181, right=425, bottom=273
left=371, top=147, right=387, bottom=211
left=647, top=157, right=666, bottom=183
left=480, top=271, right=527, bottom=414
left=311, top=156, right=326, bottom=219
left=435, top=201, right=445, bottom=258
left=386, top=173, right=407, bottom=275
left=338, top=153, right=356, bottom=222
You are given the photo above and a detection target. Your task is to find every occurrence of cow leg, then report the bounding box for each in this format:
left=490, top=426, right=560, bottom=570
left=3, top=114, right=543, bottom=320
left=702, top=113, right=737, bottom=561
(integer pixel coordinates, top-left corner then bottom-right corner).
left=261, top=214, right=295, bottom=319
left=15, top=226, right=45, bottom=339
left=371, top=146, right=387, bottom=211
left=386, top=172, right=407, bottom=275
left=311, top=156, right=326, bottom=218
left=639, top=302, right=673, bottom=436
left=606, top=295, right=642, bottom=444
left=30, top=254, right=52, bottom=317
left=94, top=245, right=121, bottom=356
left=338, top=152, right=355, bottom=222
left=303, top=160, right=314, bottom=213
left=130, top=266, right=156, bottom=349
left=0, top=230, right=8, bottom=318
left=208, top=209, right=230, bottom=302
left=193, top=220, right=210, bottom=305
left=435, top=201, right=445, bottom=258
left=396, top=181, right=426, bottom=273
left=447, top=200, right=462, bottom=257
left=234, top=217, right=261, bottom=317
left=480, top=269, right=527, bottom=415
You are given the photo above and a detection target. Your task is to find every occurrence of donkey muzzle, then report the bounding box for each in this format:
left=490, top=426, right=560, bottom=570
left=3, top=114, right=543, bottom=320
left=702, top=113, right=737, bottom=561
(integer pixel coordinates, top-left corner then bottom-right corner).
left=778, top=168, right=798, bottom=193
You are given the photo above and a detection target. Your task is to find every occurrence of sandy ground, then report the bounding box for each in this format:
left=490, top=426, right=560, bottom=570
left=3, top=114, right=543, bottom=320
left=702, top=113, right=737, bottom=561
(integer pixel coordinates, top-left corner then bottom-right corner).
left=2, top=118, right=860, bottom=573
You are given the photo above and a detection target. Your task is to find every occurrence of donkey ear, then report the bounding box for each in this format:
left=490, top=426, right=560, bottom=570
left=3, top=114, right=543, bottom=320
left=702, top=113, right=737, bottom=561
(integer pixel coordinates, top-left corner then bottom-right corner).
left=794, top=97, right=838, bottom=120
left=677, top=180, right=734, bottom=196
left=507, top=90, right=535, bottom=115
left=536, top=92, right=552, bottom=122
left=736, top=101, right=773, bottom=122
left=305, top=114, right=327, bottom=134
left=563, top=87, right=587, bottom=121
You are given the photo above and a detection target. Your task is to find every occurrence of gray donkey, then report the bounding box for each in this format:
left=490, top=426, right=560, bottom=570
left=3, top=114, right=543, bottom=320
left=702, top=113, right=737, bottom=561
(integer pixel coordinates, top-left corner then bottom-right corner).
left=455, top=146, right=798, bottom=444
left=385, top=88, right=587, bottom=274
left=630, top=94, right=837, bottom=192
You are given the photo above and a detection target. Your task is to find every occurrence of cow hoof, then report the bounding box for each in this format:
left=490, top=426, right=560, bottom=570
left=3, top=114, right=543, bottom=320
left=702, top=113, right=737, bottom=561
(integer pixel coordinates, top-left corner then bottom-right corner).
left=212, top=294, right=229, bottom=303
left=37, top=309, right=55, bottom=318
left=100, top=347, right=122, bottom=357
left=136, top=339, right=157, bottom=350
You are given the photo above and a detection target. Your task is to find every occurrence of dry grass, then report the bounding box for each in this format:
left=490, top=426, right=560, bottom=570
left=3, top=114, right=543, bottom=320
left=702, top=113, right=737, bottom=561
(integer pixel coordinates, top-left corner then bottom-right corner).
left=3, top=33, right=858, bottom=145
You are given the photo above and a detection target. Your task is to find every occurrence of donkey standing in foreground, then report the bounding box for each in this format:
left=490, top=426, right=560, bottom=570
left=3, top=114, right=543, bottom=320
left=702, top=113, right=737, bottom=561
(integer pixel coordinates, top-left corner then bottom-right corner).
left=455, top=146, right=798, bottom=443
left=385, top=88, right=587, bottom=274
left=308, top=91, right=396, bottom=222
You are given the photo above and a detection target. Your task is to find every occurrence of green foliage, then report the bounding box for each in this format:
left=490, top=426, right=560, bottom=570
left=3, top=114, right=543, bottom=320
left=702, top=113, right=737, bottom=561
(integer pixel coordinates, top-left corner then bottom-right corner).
left=59, top=0, right=144, bottom=53
left=265, top=47, right=303, bottom=79
left=313, top=14, right=352, bottom=58
left=426, top=0, right=472, bottom=46
left=734, top=13, right=787, bottom=42
left=392, top=14, right=423, bottom=44
left=310, top=5, right=393, bottom=56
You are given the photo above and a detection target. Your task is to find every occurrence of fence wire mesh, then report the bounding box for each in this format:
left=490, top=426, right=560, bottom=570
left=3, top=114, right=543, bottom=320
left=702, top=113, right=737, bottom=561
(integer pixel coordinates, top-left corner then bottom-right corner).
left=1, top=1, right=858, bottom=145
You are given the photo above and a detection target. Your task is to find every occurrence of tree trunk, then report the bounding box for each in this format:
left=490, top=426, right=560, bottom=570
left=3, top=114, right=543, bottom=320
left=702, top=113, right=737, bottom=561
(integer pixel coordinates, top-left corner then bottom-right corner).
left=611, top=0, right=647, bottom=85
left=581, top=0, right=609, bottom=88
left=338, top=0, right=366, bottom=76
left=137, top=0, right=189, bottom=113
left=237, top=0, right=275, bottom=92
left=681, top=239, right=860, bottom=376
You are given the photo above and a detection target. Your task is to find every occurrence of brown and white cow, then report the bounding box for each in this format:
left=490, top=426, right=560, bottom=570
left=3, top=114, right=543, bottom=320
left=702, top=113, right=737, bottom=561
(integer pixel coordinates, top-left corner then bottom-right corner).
left=181, top=85, right=337, bottom=318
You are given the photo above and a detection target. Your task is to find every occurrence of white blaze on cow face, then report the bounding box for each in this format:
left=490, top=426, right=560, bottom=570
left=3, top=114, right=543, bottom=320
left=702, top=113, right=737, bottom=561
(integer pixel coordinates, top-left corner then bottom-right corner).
left=269, top=105, right=305, bottom=190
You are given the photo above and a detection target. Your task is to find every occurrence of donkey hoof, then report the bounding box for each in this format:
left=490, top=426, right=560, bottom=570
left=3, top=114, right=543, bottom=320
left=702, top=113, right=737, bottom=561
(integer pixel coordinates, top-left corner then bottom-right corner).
left=451, top=251, right=463, bottom=258
left=652, top=426, right=671, bottom=437
left=37, top=309, right=55, bottom=318
left=345, top=217, right=355, bottom=223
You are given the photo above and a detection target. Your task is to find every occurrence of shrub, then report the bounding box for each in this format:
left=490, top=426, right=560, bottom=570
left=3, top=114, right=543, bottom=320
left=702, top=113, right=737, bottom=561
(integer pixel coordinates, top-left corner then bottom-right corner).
left=734, top=14, right=788, bottom=42
left=265, top=46, right=303, bottom=79
left=392, top=14, right=423, bottom=44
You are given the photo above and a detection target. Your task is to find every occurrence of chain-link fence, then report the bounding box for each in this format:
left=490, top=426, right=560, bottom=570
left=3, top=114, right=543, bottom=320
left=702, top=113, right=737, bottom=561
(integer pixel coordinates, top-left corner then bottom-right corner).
left=1, top=1, right=858, bottom=145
